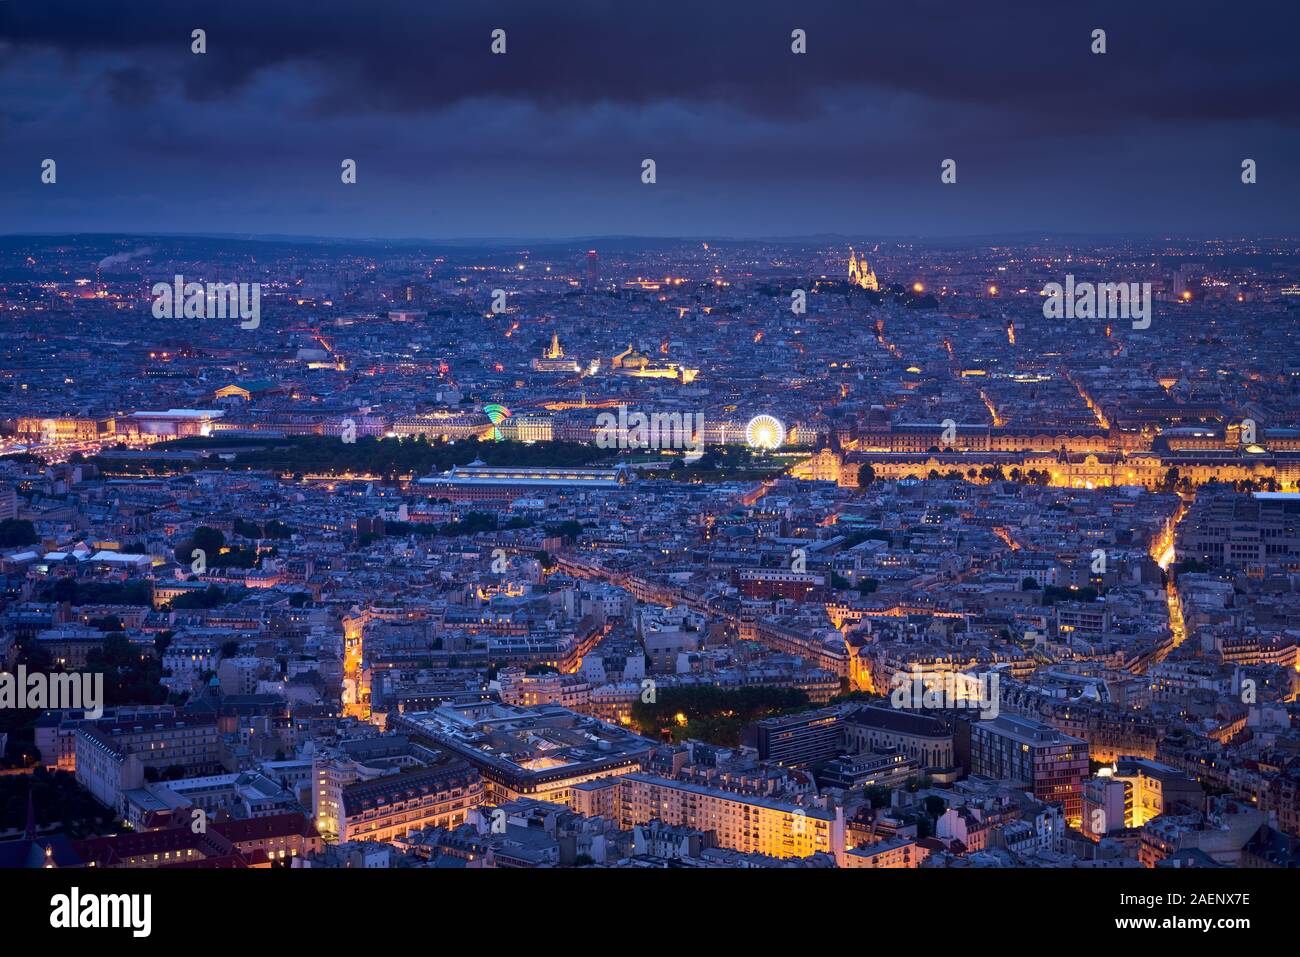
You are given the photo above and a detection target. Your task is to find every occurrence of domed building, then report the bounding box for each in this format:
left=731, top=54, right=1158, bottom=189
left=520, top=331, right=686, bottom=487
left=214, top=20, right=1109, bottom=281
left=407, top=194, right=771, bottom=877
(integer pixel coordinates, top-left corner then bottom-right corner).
left=848, top=247, right=880, bottom=291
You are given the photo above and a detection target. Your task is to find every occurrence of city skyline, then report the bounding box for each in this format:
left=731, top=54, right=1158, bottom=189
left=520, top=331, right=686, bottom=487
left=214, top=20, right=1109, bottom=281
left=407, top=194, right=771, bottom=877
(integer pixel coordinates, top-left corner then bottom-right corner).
left=0, top=1, right=1294, bottom=927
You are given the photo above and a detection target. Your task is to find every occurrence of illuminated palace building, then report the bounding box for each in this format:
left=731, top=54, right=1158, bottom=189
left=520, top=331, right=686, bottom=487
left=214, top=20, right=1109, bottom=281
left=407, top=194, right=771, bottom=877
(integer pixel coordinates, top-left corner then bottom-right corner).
left=16, top=416, right=115, bottom=443
left=390, top=411, right=488, bottom=441
left=796, top=425, right=1300, bottom=492
left=854, top=421, right=1129, bottom=454
left=800, top=448, right=1300, bottom=492
left=851, top=420, right=1300, bottom=456
left=788, top=409, right=1300, bottom=491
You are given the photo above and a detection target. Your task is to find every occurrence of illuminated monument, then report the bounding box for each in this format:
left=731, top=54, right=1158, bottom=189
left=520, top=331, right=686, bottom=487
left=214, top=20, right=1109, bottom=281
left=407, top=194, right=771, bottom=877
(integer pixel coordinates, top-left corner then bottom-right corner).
left=611, top=342, right=698, bottom=384
left=848, top=247, right=880, bottom=291
left=532, top=332, right=581, bottom=373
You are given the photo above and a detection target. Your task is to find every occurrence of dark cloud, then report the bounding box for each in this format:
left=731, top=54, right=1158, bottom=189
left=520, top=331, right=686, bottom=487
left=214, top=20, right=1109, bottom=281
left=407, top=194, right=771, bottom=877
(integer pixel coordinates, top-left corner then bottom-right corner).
left=105, top=65, right=159, bottom=107
left=2, top=0, right=1297, bottom=124
left=0, top=1, right=1296, bottom=238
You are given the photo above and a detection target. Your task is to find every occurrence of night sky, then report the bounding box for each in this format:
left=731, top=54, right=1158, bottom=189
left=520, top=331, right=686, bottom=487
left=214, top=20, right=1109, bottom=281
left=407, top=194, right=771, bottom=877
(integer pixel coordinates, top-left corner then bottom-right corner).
left=1, top=0, right=1297, bottom=239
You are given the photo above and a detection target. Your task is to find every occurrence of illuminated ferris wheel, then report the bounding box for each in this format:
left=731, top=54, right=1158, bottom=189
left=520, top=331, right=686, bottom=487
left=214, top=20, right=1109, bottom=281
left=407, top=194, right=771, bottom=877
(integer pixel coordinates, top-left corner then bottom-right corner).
left=745, top=414, right=786, bottom=450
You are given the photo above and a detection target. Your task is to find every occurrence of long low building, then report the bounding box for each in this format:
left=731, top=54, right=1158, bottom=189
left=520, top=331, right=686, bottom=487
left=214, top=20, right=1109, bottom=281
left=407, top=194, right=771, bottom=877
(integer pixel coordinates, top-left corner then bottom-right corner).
left=856, top=422, right=1117, bottom=454
left=797, top=446, right=1300, bottom=492
left=417, top=463, right=632, bottom=502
